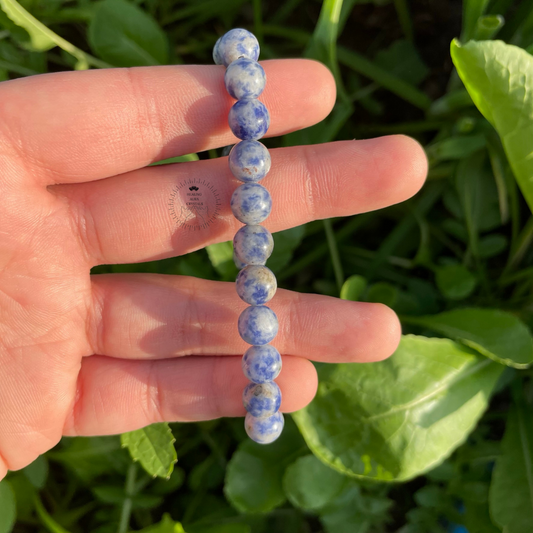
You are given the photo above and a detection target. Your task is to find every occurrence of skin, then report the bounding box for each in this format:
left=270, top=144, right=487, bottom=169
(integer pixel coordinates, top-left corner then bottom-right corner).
left=0, top=59, right=427, bottom=480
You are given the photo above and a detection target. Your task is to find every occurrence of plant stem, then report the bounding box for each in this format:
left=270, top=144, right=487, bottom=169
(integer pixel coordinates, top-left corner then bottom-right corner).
left=393, top=0, right=413, bottom=41
left=117, top=462, right=137, bottom=533
left=323, top=218, right=344, bottom=293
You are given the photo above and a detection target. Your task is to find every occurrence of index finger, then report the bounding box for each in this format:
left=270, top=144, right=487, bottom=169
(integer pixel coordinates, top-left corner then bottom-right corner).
left=0, top=60, right=335, bottom=185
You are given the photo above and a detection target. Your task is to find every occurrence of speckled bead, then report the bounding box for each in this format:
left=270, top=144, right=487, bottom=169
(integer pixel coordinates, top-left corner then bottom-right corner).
left=233, top=224, right=274, bottom=265
left=228, top=140, right=271, bottom=183
left=238, top=305, right=278, bottom=345
left=214, top=28, right=260, bottom=67
left=243, top=381, right=282, bottom=418
left=242, top=344, right=282, bottom=383
left=245, top=411, right=284, bottom=444
left=231, top=183, right=272, bottom=225
left=225, top=57, right=266, bottom=100
left=236, top=265, right=277, bottom=305
left=233, top=250, right=246, bottom=270
left=228, top=99, right=270, bottom=141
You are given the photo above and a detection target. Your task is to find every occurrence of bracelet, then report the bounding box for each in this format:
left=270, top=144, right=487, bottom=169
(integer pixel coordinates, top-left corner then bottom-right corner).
left=213, top=29, right=284, bottom=444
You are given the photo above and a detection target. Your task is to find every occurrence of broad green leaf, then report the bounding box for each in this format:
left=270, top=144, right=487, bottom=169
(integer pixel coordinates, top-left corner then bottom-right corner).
left=23, top=455, right=48, bottom=489
left=89, top=0, right=168, bottom=67
left=451, top=40, right=533, bottom=213
left=283, top=455, right=347, bottom=510
left=267, top=225, right=306, bottom=273
left=293, top=335, right=503, bottom=481
left=405, top=308, right=533, bottom=368
left=0, top=480, right=15, bottom=533
left=224, top=418, right=306, bottom=512
left=478, top=234, right=507, bottom=258
left=489, top=401, right=533, bottom=533
left=366, top=282, right=399, bottom=307
left=121, top=423, right=177, bottom=478
left=206, top=241, right=238, bottom=281
left=340, top=275, right=367, bottom=301
left=435, top=264, right=477, bottom=300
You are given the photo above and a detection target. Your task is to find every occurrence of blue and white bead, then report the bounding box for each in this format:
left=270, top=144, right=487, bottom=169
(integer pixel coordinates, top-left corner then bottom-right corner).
left=231, top=183, right=272, bottom=225
left=225, top=57, right=266, bottom=100
left=245, top=411, right=284, bottom=444
left=228, top=140, right=271, bottom=183
left=242, top=345, right=282, bottom=383
left=215, top=29, right=284, bottom=444
left=238, top=305, right=279, bottom=345
left=228, top=99, right=270, bottom=141
left=233, top=224, right=274, bottom=265
left=242, top=381, right=282, bottom=418
left=213, top=28, right=260, bottom=67
left=236, top=265, right=277, bottom=305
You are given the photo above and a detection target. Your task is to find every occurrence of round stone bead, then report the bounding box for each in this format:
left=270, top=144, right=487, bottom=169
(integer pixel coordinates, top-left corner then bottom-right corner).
left=243, top=381, right=282, bottom=418
left=242, top=344, right=282, bottom=384
left=228, top=140, right=271, bottom=183
left=214, top=28, right=260, bottom=67
left=228, top=99, right=270, bottom=141
left=233, top=224, right=273, bottom=265
left=245, top=411, right=284, bottom=444
left=212, top=36, right=223, bottom=66
left=225, top=57, right=266, bottom=100
left=231, top=183, right=272, bottom=225
left=238, top=305, right=278, bottom=345
left=236, top=265, right=277, bottom=305
left=233, top=250, right=246, bottom=270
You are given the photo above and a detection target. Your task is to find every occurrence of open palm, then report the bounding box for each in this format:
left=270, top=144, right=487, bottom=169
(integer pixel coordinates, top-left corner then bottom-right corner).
left=0, top=59, right=427, bottom=478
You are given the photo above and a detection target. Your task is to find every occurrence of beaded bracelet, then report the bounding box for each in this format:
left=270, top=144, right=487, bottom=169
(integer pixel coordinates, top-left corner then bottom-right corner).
left=213, top=29, right=284, bottom=444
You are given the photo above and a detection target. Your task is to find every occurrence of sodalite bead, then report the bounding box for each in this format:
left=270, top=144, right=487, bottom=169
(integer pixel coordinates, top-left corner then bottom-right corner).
left=231, top=183, right=272, bottom=225
left=228, top=140, right=271, bottom=183
left=245, top=411, right=284, bottom=444
left=233, top=224, right=273, bottom=265
left=238, top=305, right=278, bottom=345
left=228, top=99, right=270, bottom=141
left=233, top=250, right=246, bottom=270
left=242, top=344, right=282, bottom=383
left=214, top=28, right=260, bottom=67
left=236, top=265, right=276, bottom=305
left=243, top=381, right=282, bottom=418
left=225, top=57, right=266, bottom=100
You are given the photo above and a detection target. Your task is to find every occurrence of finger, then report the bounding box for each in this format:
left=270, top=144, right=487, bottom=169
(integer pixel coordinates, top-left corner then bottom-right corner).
left=54, top=135, right=427, bottom=265
left=63, top=353, right=318, bottom=436
left=0, top=60, right=335, bottom=185
left=88, top=273, right=401, bottom=364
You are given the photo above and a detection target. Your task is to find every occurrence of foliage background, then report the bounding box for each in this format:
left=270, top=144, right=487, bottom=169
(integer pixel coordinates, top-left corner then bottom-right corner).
left=0, top=0, right=533, bottom=532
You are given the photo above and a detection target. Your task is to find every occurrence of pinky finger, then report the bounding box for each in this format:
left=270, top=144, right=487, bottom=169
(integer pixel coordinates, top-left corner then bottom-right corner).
left=63, top=354, right=318, bottom=436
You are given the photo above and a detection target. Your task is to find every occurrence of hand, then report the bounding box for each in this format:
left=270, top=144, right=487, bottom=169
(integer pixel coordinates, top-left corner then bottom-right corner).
left=0, top=59, right=427, bottom=478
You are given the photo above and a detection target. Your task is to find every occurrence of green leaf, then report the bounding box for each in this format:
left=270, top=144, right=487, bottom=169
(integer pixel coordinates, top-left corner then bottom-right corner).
left=451, top=40, right=533, bottom=213
left=366, top=282, right=399, bottom=307
left=478, top=234, right=508, bottom=258
left=132, top=513, right=186, bottom=533
left=435, top=264, right=478, bottom=300
left=206, top=241, right=238, bottom=281
left=121, top=423, right=177, bottom=478
left=489, top=400, right=533, bottom=533
left=293, top=335, right=503, bottom=481
left=267, top=225, right=306, bottom=273
left=224, top=418, right=306, bottom=512
left=283, top=454, right=347, bottom=510
left=23, top=455, right=48, bottom=489
left=89, top=0, right=168, bottom=67
left=405, top=308, right=533, bottom=368
left=340, top=275, right=368, bottom=301
left=374, top=40, right=429, bottom=85
left=0, top=480, right=16, bottom=533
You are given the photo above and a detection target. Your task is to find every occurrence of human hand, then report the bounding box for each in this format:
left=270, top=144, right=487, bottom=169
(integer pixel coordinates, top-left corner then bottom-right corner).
left=0, top=59, right=426, bottom=478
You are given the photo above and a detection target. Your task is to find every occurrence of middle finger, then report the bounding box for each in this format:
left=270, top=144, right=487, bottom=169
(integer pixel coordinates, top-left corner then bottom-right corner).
left=52, top=135, right=427, bottom=265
